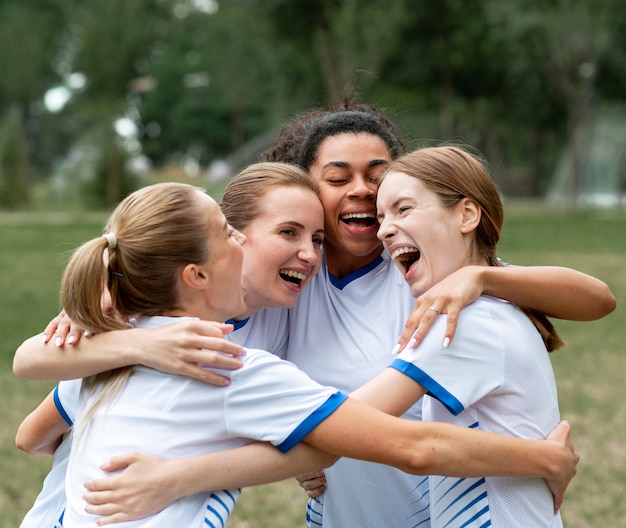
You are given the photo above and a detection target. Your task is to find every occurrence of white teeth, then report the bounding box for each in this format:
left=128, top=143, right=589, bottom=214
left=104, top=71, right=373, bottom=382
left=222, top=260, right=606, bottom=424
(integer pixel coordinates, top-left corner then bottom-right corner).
left=341, top=213, right=375, bottom=220
left=390, top=247, right=419, bottom=260
left=280, top=270, right=308, bottom=281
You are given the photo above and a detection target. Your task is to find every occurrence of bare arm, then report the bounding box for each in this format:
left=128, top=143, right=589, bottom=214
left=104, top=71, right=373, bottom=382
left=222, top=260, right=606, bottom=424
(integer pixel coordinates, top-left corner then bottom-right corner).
left=84, top=443, right=337, bottom=524
left=85, top=390, right=576, bottom=524
left=13, top=319, right=245, bottom=386
left=304, top=398, right=577, bottom=493
left=16, top=390, right=70, bottom=456
left=396, top=264, right=616, bottom=352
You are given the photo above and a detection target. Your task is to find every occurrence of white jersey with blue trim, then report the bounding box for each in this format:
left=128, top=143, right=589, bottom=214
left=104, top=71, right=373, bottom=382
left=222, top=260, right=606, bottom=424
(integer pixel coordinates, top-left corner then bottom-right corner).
left=19, top=379, right=81, bottom=528
left=227, top=307, right=289, bottom=358
left=63, top=316, right=347, bottom=528
left=391, top=296, right=563, bottom=527
left=287, top=253, right=431, bottom=528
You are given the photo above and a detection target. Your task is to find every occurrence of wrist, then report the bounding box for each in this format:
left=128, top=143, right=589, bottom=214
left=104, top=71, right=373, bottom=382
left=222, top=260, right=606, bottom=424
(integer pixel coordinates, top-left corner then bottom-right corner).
left=167, top=457, right=208, bottom=497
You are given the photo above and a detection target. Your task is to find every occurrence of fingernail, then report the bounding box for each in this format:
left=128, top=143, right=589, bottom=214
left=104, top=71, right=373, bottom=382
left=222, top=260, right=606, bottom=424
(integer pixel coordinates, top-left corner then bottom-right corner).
left=55, top=336, right=62, bottom=347
left=442, top=337, right=450, bottom=348
left=67, top=335, right=75, bottom=345
left=391, top=344, right=400, bottom=355
left=83, top=330, right=92, bottom=338
left=41, top=334, right=48, bottom=343
left=408, top=338, right=417, bottom=349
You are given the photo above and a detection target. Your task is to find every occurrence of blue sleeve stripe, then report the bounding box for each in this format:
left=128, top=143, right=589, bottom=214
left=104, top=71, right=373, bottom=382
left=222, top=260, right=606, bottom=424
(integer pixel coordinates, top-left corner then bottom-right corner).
left=389, top=359, right=465, bottom=416
left=53, top=384, right=73, bottom=426
left=276, top=391, right=348, bottom=453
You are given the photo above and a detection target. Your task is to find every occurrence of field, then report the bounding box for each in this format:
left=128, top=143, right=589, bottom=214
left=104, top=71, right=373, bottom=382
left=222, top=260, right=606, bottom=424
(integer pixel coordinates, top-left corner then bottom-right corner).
left=1, top=204, right=625, bottom=527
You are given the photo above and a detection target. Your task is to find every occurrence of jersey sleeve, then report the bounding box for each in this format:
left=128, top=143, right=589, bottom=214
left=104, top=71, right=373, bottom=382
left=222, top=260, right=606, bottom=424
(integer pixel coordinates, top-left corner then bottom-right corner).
left=223, top=349, right=348, bottom=452
left=389, top=298, right=504, bottom=415
left=54, top=378, right=83, bottom=426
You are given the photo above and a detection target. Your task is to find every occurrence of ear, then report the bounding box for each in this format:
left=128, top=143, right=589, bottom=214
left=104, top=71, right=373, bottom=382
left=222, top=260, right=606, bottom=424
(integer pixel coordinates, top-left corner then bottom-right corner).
left=459, top=198, right=482, bottom=234
left=180, top=263, right=210, bottom=291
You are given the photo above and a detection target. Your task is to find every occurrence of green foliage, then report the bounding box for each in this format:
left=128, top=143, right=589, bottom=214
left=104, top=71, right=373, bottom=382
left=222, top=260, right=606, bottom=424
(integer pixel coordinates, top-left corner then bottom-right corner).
left=1, top=0, right=626, bottom=207
left=1, top=205, right=625, bottom=527
left=0, top=107, right=29, bottom=208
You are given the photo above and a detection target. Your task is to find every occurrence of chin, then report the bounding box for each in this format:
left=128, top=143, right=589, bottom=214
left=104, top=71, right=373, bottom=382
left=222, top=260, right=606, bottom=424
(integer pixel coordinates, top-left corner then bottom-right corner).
left=409, top=283, right=427, bottom=299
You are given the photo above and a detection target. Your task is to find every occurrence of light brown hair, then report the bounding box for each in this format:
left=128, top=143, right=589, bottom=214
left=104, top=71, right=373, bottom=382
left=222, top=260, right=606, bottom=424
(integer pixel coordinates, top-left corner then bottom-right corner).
left=61, top=182, right=217, bottom=430
left=221, top=162, right=319, bottom=231
left=386, top=146, right=563, bottom=352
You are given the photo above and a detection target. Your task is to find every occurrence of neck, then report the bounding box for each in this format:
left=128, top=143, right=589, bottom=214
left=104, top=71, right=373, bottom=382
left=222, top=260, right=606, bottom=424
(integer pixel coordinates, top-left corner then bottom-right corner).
left=323, top=243, right=384, bottom=279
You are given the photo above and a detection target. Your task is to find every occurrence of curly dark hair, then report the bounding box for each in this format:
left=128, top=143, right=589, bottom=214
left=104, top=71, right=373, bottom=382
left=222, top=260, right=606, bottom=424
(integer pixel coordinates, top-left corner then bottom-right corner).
left=263, top=98, right=406, bottom=170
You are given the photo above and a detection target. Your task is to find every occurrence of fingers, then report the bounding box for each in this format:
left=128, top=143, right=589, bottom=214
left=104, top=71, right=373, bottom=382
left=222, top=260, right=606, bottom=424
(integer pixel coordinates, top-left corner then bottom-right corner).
left=394, top=306, right=439, bottom=354
left=43, top=310, right=88, bottom=347
left=295, top=471, right=327, bottom=498
left=42, top=312, right=64, bottom=343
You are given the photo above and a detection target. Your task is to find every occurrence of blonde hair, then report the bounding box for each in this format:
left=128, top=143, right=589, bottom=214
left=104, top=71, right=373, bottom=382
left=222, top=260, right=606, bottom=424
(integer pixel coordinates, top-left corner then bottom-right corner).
left=221, top=162, right=318, bottom=231
left=385, top=146, right=564, bottom=352
left=61, top=182, right=216, bottom=432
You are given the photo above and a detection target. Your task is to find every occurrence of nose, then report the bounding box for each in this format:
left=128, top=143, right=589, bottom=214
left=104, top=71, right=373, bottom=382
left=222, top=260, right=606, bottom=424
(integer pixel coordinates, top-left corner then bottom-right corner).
left=347, top=175, right=376, bottom=199
left=376, top=216, right=395, bottom=241
left=298, top=240, right=320, bottom=265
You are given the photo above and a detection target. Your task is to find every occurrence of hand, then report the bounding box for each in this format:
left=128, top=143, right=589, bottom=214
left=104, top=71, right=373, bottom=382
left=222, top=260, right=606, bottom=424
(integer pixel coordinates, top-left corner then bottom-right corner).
left=134, top=319, right=245, bottom=386
left=84, top=452, right=179, bottom=525
left=394, top=266, right=485, bottom=353
left=544, top=420, right=579, bottom=513
left=295, top=469, right=327, bottom=498
left=42, top=310, right=88, bottom=347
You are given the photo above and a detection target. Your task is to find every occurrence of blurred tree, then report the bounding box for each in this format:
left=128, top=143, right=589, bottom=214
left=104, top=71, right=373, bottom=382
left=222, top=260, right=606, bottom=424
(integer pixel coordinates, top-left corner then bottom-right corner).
left=138, top=1, right=285, bottom=169
left=0, top=0, right=66, bottom=207
left=65, top=0, right=168, bottom=206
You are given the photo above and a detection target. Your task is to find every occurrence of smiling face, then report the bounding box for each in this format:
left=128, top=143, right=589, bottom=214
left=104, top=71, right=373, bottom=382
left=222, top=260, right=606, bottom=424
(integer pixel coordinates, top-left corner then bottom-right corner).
left=308, top=132, right=392, bottom=277
left=376, top=171, right=475, bottom=298
left=238, top=186, right=325, bottom=317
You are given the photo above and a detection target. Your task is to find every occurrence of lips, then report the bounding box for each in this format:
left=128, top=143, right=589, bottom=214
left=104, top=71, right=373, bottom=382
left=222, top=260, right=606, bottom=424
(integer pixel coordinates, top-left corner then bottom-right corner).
left=390, top=246, right=421, bottom=274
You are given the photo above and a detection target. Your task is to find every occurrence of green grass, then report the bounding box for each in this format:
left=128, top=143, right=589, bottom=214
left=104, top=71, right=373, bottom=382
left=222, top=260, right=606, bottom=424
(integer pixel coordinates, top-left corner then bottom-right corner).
left=1, top=204, right=625, bottom=527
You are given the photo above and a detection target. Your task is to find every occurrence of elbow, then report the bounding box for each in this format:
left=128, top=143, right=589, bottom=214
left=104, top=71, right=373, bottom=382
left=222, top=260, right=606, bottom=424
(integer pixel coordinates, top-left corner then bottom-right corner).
left=15, top=426, right=35, bottom=455
left=403, top=449, right=434, bottom=476
left=589, top=278, right=617, bottom=320
left=13, top=351, right=34, bottom=380
left=601, top=286, right=617, bottom=318
left=13, top=336, right=45, bottom=380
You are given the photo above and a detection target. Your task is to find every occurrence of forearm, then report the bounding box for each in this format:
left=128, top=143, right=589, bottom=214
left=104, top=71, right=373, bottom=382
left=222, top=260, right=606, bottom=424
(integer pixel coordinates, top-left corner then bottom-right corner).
left=412, top=422, right=565, bottom=479
left=481, top=265, right=616, bottom=320
left=163, top=443, right=337, bottom=497
left=13, top=331, right=138, bottom=381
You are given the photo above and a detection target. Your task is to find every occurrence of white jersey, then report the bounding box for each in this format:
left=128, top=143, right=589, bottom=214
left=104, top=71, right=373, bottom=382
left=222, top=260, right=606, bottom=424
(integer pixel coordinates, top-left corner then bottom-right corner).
left=227, top=307, right=289, bottom=358
left=19, top=379, right=82, bottom=528
left=287, top=253, right=431, bottom=528
left=62, top=316, right=347, bottom=528
left=20, top=310, right=290, bottom=527
left=392, top=296, right=562, bottom=528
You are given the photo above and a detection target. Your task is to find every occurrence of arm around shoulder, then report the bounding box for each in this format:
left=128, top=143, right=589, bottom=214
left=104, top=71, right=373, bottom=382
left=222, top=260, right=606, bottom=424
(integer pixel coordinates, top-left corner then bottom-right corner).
left=482, top=265, right=616, bottom=321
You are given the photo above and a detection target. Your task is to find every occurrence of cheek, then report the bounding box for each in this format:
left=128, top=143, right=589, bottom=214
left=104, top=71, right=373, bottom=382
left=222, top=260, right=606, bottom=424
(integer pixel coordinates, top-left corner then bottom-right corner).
left=318, top=187, right=341, bottom=213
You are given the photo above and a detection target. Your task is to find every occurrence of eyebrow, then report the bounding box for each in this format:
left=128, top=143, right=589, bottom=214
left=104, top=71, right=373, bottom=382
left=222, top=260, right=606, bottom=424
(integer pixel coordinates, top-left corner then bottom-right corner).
left=279, top=221, right=325, bottom=234
left=321, top=159, right=389, bottom=169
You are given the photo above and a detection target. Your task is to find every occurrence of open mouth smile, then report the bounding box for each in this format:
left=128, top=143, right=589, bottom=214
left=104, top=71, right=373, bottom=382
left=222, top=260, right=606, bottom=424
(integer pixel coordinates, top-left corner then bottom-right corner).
left=390, top=246, right=421, bottom=274
left=340, top=212, right=377, bottom=229
left=279, top=269, right=308, bottom=288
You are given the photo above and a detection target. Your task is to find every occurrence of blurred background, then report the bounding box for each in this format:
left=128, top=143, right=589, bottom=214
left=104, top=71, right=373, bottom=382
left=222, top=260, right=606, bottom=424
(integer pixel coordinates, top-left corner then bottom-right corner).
left=0, top=0, right=625, bottom=211
left=1, top=1, right=625, bottom=527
